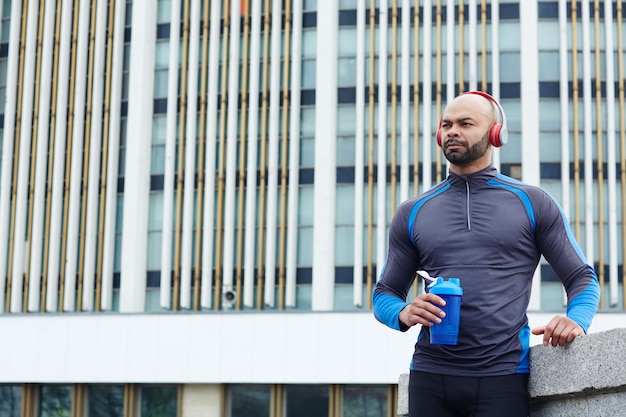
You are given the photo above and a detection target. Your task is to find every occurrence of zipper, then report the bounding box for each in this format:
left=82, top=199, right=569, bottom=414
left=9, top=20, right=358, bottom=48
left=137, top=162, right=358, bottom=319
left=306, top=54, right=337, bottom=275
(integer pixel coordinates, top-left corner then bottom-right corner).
left=465, top=180, right=471, bottom=230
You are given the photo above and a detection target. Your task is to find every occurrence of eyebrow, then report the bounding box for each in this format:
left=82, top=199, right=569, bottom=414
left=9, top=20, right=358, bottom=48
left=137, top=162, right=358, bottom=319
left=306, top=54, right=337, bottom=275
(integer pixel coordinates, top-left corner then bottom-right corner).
left=440, top=116, right=477, bottom=124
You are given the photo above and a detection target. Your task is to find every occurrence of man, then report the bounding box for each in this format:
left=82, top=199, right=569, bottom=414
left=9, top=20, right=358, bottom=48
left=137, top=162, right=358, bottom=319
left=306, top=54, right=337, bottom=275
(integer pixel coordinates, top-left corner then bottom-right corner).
left=372, top=91, right=600, bottom=417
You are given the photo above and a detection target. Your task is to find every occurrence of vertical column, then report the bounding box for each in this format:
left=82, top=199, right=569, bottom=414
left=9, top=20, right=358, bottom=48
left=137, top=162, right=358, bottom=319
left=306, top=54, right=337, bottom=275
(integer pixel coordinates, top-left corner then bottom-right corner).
left=581, top=0, right=594, bottom=265
left=519, top=1, right=541, bottom=310
left=312, top=0, right=338, bottom=310
left=101, top=0, right=127, bottom=311
left=120, top=1, right=157, bottom=312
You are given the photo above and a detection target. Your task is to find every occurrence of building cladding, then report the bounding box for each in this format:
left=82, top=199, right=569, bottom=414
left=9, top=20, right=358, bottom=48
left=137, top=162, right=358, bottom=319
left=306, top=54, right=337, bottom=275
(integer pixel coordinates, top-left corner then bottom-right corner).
left=0, top=0, right=624, bottom=415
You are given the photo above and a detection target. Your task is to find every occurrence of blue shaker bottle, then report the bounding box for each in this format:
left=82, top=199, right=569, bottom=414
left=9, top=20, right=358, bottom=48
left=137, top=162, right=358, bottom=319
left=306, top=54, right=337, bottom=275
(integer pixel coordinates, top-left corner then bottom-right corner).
left=428, top=277, right=463, bottom=345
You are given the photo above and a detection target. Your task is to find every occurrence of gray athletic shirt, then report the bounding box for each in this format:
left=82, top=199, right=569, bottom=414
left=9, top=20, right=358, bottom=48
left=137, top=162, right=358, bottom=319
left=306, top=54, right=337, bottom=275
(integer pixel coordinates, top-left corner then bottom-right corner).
left=373, top=166, right=600, bottom=376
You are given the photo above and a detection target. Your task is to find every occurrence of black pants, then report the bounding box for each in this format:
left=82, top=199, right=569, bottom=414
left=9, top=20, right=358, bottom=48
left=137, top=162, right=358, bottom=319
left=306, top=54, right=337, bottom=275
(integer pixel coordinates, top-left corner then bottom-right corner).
left=409, top=370, right=529, bottom=417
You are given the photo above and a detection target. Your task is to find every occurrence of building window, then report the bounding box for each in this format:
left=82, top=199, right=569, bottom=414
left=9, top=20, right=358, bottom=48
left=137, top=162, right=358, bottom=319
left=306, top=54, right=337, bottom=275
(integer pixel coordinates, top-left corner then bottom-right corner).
left=0, top=385, right=21, bottom=417
left=88, top=385, right=124, bottom=417
left=39, top=385, right=72, bottom=417
left=229, top=384, right=271, bottom=417
left=342, top=385, right=388, bottom=417
left=141, top=385, right=178, bottom=417
left=286, top=385, right=330, bottom=417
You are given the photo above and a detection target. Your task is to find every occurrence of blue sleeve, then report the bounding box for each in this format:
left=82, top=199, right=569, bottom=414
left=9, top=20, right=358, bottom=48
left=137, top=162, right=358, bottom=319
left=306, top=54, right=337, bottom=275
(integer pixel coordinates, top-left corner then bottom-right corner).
left=532, top=190, right=600, bottom=332
left=372, top=287, right=410, bottom=331
left=566, top=268, right=601, bottom=333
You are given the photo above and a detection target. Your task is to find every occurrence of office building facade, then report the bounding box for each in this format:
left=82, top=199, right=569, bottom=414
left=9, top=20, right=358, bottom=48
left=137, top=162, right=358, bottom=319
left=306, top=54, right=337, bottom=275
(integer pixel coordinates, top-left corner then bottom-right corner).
left=0, top=0, right=624, bottom=415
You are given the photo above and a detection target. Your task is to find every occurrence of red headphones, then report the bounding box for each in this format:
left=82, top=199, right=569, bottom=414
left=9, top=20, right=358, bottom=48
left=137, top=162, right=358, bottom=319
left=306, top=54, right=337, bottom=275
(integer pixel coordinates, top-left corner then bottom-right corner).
left=436, top=91, right=508, bottom=148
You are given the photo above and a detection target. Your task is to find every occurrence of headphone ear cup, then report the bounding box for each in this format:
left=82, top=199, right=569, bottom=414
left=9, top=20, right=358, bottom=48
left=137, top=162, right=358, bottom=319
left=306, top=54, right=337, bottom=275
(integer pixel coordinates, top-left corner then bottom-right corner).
left=489, top=124, right=503, bottom=147
left=437, top=123, right=443, bottom=147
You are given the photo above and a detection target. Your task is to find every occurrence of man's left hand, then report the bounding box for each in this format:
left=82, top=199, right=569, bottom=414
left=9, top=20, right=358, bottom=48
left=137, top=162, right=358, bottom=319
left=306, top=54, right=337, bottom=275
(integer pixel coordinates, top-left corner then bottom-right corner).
left=531, top=315, right=584, bottom=347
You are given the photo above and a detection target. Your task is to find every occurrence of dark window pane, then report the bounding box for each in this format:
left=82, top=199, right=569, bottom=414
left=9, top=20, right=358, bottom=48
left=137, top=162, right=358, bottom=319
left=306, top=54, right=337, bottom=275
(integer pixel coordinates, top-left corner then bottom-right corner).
left=141, top=385, right=177, bottom=417
left=343, top=385, right=388, bottom=417
left=39, top=385, right=71, bottom=417
left=88, top=385, right=124, bottom=417
left=230, top=385, right=271, bottom=417
left=285, top=385, right=329, bottom=417
left=0, top=385, right=21, bottom=417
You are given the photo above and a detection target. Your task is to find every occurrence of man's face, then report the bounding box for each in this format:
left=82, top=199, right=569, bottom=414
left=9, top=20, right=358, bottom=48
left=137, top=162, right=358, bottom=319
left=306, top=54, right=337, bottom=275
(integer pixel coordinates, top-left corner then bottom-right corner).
left=439, top=97, right=494, bottom=169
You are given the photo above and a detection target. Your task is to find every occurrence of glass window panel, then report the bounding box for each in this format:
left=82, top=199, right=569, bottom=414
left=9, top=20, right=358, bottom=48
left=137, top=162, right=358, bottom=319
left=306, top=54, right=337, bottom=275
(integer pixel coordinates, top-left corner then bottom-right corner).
left=155, top=41, right=170, bottom=69
left=123, top=45, right=131, bottom=72
left=285, top=385, right=329, bottom=417
left=538, top=51, right=560, bottom=81
left=499, top=131, right=521, bottom=164
left=0, top=60, right=7, bottom=86
left=297, top=226, right=313, bottom=265
left=157, top=0, right=171, bottom=24
left=338, top=57, right=356, bottom=87
left=151, top=145, right=166, bottom=175
left=538, top=130, right=561, bottom=162
left=338, top=28, right=357, bottom=56
left=538, top=101, right=562, bottom=132
left=339, top=0, right=358, bottom=8
left=39, top=385, right=71, bottom=417
left=149, top=193, right=164, bottom=231
left=88, top=385, right=124, bottom=417
left=154, top=69, right=169, bottom=98
left=153, top=116, right=167, bottom=145
left=337, top=135, right=356, bottom=167
left=335, top=226, right=354, bottom=265
left=337, top=106, right=356, bottom=136
left=147, top=231, right=163, bottom=270
left=498, top=22, right=521, bottom=51
left=115, top=232, right=122, bottom=272
left=343, top=385, right=388, bottom=417
left=0, top=385, right=21, bottom=417
left=0, top=87, right=6, bottom=114
left=300, top=137, right=314, bottom=167
left=301, top=59, right=316, bottom=88
left=141, top=385, right=177, bottom=417
left=303, top=0, right=317, bottom=12
left=124, top=2, right=132, bottom=25
left=229, top=385, right=271, bottom=417
left=300, top=108, right=316, bottom=137
left=336, top=185, right=355, bottom=224
left=302, top=30, right=317, bottom=58
left=499, top=52, right=521, bottom=82
left=1, top=23, right=9, bottom=43
left=299, top=187, right=314, bottom=226
left=537, top=22, right=560, bottom=51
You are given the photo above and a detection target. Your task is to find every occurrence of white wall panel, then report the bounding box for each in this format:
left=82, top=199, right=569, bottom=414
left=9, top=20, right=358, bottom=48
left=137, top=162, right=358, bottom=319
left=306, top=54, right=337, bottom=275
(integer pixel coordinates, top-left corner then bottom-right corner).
left=0, top=312, right=622, bottom=384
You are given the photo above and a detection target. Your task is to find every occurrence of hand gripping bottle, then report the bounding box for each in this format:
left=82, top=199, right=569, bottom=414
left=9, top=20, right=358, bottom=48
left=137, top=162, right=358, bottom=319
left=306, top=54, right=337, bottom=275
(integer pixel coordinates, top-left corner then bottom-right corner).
left=428, top=277, right=463, bottom=345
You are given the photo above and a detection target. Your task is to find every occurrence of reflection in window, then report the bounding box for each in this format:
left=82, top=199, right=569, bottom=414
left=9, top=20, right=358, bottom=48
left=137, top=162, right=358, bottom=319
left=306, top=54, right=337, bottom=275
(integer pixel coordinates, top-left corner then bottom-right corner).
left=229, top=385, right=271, bottom=417
left=342, top=385, right=388, bottom=417
left=88, top=385, right=124, bottom=417
left=40, top=385, right=71, bottom=417
left=286, top=385, right=329, bottom=417
left=141, top=385, right=177, bottom=417
left=0, top=385, right=21, bottom=417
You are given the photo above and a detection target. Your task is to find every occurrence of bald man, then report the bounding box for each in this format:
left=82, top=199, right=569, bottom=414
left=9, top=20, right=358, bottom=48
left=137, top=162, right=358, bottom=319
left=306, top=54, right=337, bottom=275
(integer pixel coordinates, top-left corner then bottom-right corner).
left=373, top=92, right=600, bottom=417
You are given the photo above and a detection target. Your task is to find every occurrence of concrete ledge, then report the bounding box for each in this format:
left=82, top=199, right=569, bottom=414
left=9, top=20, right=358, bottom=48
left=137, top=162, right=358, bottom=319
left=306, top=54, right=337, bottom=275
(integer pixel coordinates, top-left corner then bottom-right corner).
left=398, top=328, right=626, bottom=416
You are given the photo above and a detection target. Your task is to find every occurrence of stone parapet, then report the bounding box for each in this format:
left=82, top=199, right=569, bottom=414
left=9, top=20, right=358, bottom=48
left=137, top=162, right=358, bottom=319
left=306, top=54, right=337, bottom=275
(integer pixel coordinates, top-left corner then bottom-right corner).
left=397, top=328, right=626, bottom=416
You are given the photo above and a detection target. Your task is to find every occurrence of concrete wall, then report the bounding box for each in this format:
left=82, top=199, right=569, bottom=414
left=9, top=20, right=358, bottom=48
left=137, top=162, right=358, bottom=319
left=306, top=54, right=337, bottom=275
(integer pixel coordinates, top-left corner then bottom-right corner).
left=398, top=328, right=626, bottom=416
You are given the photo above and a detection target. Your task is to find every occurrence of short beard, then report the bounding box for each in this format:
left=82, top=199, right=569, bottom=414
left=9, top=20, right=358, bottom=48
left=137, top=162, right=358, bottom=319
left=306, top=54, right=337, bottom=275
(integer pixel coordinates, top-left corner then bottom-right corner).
left=443, top=131, right=491, bottom=166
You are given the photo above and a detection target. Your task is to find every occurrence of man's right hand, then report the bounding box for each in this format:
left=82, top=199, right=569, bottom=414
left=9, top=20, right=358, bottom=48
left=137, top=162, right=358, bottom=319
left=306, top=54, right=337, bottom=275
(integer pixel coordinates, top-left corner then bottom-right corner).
left=399, top=294, right=447, bottom=328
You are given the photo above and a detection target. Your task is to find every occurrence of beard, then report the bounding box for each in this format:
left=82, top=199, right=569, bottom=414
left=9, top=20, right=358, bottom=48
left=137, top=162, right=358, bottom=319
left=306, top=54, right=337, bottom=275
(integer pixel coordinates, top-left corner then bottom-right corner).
left=443, top=131, right=490, bottom=166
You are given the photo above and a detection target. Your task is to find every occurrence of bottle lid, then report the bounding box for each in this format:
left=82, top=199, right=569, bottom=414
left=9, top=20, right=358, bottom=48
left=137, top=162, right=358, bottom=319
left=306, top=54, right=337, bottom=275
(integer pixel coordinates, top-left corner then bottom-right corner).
left=427, top=277, right=463, bottom=295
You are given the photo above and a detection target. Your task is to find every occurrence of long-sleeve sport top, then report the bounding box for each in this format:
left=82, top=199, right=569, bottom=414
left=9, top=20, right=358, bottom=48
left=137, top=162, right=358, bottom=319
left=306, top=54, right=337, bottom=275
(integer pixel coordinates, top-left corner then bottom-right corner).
left=373, top=166, right=600, bottom=376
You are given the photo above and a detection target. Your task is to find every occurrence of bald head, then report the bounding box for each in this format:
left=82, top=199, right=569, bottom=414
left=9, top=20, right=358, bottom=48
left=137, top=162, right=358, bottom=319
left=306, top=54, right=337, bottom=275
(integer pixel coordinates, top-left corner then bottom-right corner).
left=444, top=93, right=498, bottom=126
